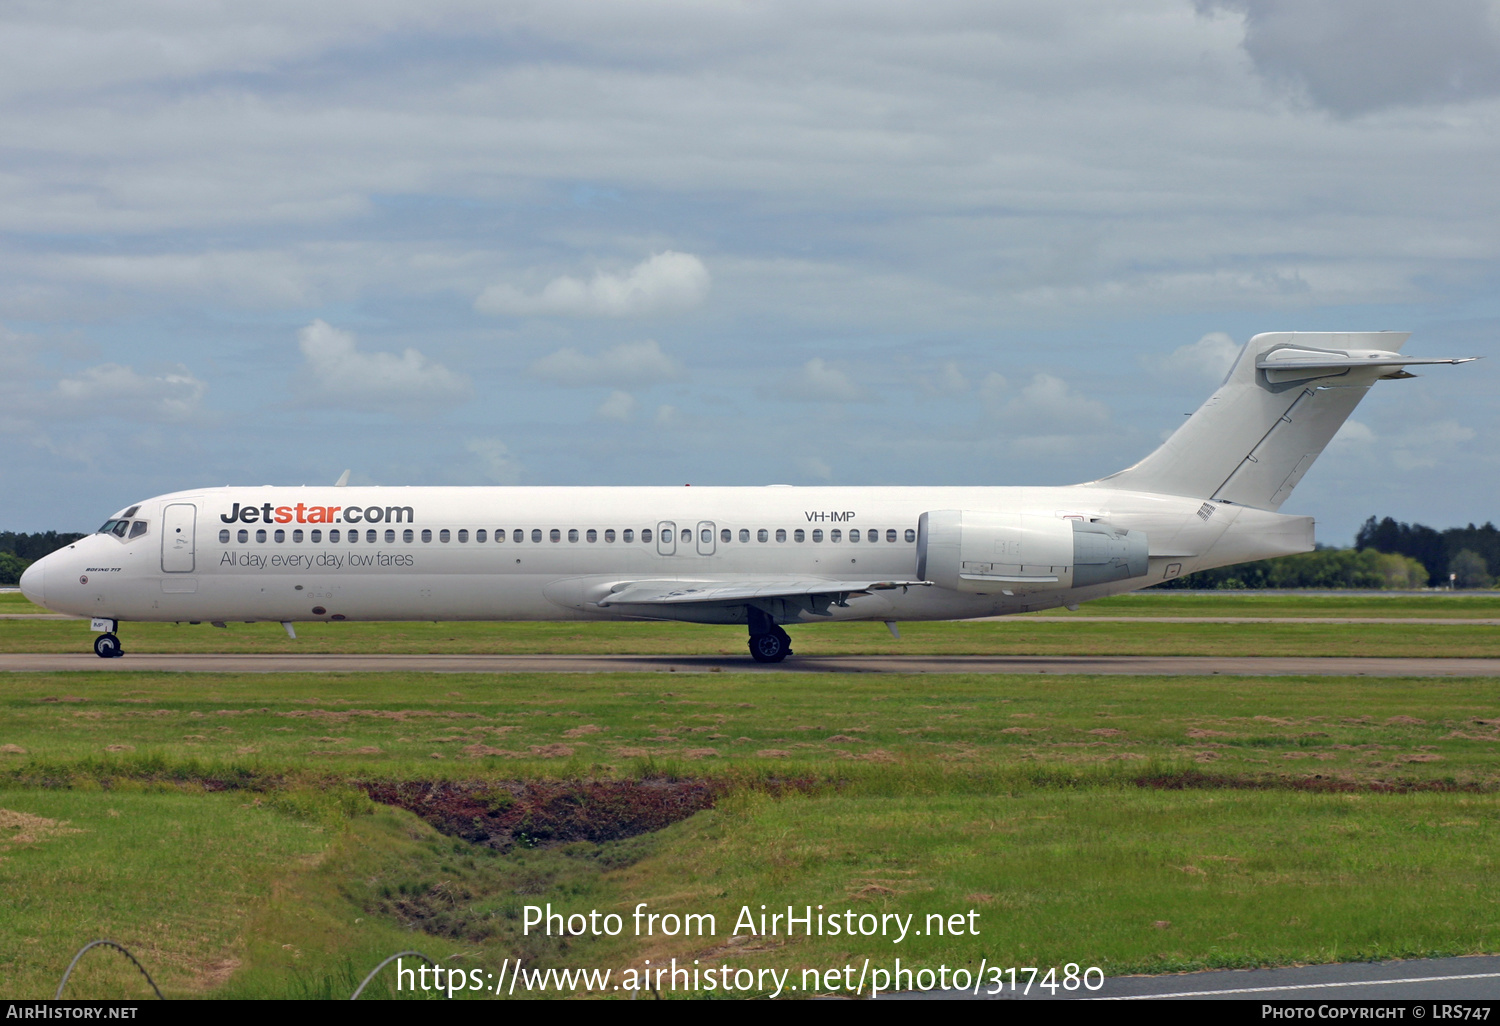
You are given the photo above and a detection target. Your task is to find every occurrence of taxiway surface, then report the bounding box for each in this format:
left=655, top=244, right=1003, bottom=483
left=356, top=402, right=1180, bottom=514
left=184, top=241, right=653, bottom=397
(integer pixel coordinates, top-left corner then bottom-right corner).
left=4, top=653, right=1499, bottom=675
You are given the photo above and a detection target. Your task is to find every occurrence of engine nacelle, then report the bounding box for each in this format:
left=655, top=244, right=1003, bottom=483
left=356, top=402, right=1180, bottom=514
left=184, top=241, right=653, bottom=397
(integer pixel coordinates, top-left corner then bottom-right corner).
left=917, top=510, right=1148, bottom=594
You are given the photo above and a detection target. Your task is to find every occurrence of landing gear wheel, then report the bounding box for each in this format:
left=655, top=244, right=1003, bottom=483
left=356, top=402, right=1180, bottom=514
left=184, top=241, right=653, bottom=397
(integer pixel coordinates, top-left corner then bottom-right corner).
left=749, top=633, right=788, bottom=663
left=93, top=633, right=123, bottom=659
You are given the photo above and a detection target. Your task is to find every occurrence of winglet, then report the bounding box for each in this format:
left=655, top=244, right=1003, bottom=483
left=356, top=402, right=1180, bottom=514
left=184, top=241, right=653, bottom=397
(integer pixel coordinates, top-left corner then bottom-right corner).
left=334, top=470, right=350, bottom=487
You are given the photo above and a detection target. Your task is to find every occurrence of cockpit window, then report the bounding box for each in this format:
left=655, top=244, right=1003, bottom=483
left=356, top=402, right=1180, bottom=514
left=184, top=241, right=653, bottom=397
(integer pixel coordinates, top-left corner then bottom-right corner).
left=123, top=506, right=140, bottom=519
left=128, top=521, right=148, bottom=539
left=97, top=520, right=118, bottom=534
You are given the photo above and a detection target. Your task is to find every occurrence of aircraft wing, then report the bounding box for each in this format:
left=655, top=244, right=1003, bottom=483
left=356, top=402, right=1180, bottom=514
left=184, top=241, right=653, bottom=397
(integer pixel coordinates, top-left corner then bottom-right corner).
left=595, top=578, right=929, bottom=607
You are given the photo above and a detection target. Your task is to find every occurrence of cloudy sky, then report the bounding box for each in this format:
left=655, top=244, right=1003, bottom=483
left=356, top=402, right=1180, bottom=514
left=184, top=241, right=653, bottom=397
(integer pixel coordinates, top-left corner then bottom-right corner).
left=2, top=0, right=1496, bottom=542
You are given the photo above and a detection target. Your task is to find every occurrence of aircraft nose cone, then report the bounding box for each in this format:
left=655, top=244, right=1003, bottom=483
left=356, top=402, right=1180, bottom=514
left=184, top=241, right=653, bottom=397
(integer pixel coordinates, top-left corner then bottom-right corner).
left=18, top=557, right=46, bottom=607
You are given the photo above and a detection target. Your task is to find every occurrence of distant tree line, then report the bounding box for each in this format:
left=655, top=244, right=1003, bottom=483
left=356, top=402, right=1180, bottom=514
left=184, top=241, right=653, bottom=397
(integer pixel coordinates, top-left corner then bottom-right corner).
left=1355, top=517, right=1499, bottom=588
left=1154, top=516, right=1498, bottom=590
left=0, top=531, right=87, bottom=586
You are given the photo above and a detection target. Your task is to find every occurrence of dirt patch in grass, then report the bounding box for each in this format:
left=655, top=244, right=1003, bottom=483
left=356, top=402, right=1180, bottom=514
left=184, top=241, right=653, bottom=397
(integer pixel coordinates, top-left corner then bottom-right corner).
left=1133, top=769, right=1493, bottom=794
left=0, top=808, right=83, bottom=845
left=360, top=778, right=734, bottom=850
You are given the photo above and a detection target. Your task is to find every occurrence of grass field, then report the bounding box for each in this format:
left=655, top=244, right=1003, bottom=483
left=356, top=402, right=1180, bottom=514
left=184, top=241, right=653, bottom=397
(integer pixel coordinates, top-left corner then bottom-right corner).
left=3, top=666, right=1499, bottom=998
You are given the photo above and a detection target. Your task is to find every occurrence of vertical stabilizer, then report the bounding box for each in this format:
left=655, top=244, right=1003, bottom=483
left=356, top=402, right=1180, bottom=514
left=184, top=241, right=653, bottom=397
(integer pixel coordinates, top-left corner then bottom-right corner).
left=1096, top=332, right=1471, bottom=510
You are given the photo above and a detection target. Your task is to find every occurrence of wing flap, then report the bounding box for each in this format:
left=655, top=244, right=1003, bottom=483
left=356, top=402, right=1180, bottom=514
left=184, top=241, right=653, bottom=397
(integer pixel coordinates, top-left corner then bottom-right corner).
left=596, top=578, right=929, bottom=607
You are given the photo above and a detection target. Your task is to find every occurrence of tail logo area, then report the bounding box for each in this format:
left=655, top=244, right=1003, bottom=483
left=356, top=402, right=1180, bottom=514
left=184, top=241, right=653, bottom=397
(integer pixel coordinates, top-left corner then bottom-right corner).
left=1097, top=332, right=1476, bottom=511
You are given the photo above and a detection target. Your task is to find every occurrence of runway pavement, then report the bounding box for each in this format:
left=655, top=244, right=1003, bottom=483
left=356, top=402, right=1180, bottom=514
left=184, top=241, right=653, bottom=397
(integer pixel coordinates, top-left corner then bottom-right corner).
left=893, top=954, right=1500, bottom=1000
left=4, top=652, right=1500, bottom=674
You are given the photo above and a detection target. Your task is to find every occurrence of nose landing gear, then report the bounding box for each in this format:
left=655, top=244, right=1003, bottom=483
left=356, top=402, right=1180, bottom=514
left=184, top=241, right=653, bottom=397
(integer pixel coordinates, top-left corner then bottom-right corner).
left=746, top=607, right=793, bottom=663
left=93, top=633, right=124, bottom=659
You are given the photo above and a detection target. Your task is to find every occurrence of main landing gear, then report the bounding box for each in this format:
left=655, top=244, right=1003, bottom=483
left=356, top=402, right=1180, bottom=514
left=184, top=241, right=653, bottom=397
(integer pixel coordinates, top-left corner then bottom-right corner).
left=747, top=608, right=793, bottom=664
left=93, top=633, right=123, bottom=659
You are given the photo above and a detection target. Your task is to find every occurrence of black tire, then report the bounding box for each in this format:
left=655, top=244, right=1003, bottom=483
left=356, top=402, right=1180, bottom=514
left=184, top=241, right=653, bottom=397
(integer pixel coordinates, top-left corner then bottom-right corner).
left=93, top=633, right=122, bottom=659
left=748, top=632, right=788, bottom=663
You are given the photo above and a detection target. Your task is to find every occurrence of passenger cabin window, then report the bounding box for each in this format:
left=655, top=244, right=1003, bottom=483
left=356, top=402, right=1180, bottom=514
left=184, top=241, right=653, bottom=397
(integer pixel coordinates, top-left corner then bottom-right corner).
left=587, top=529, right=597, bottom=542
left=531, top=529, right=542, bottom=542
left=404, top=529, right=414, bottom=542
left=476, top=529, right=487, bottom=542
left=905, top=528, right=916, bottom=542
left=701, top=528, right=712, bottom=544
left=681, top=528, right=692, bottom=542
left=887, top=529, right=898, bottom=542
left=623, top=529, right=634, bottom=542
left=515, top=529, right=525, bottom=543
left=458, top=529, right=469, bottom=543
left=329, top=529, right=340, bottom=542
left=549, top=529, right=561, bottom=542
left=366, top=529, right=376, bottom=543
left=605, top=529, right=615, bottom=542
left=850, top=529, right=860, bottom=542
left=641, top=529, right=652, bottom=543
left=274, top=529, right=286, bottom=543
left=256, top=529, right=267, bottom=543
left=349, top=529, right=358, bottom=543
left=775, top=528, right=786, bottom=542
left=812, top=529, right=824, bottom=542
left=739, top=529, right=749, bottom=542
left=385, top=529, right=396, bottom=542
left=219, top=529, right=230, bottom=543
left=757, top=529, right=768, bottom=542
left=720, top=528, right=730, bottom=543
left=441, top=529, right=452, bottom=542
left=794, top=529, right=805, bottom=542
left=568, top=529, right=579, bottom=542
left=831, top=529, right=842, bottom=542
left=422, top=529, right=432, bottom=542
left=311, top=530, right=322, bottom=542
left=293, top=529, right=304, bottom=543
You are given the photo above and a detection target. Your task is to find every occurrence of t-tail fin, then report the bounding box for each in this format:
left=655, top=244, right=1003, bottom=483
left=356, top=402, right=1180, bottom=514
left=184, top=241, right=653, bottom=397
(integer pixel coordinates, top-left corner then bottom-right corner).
left=1096, top=332, right=1476, bottom=510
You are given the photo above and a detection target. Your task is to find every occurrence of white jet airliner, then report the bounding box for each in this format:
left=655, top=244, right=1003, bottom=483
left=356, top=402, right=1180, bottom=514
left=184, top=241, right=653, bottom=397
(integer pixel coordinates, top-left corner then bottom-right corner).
left=19, top=332, right=1474, bottom=662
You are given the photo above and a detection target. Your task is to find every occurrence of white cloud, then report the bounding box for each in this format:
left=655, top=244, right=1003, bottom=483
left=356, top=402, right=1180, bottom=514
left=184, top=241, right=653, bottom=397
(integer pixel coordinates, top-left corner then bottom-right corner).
left=1204, top=0, right=1500, bottom=115
left=797, top=456, right=833, bottom=481
left=52, top=362, right=207, bottom=422
left=466, top=437, right=521, bottom=484
left=777, top=357, right=869, bottom=403
left=654, top=404, right=678, bottom=425
left=296, top=319, right=470, bottom=415
left=920, top=360, right=970, bottom=396
left=595, top=390, right=637, bottom=421
left=529, top=339, right=683, bottom=388
left=978, top=372, right=1010, bottom=406
left=1146, top=332, right=1242, bottom=383
left=988, top=373, right=1109, bottom=428
left=476, top=251, right=710, bottom=317
left=1392, top=419, right=1476, bottom=470
left=1329, top=418, right=1377, bottom=447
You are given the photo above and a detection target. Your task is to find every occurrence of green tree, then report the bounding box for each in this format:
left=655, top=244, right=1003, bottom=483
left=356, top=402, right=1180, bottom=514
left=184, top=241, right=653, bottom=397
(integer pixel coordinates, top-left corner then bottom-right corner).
left=0, top=552, right=27, bottom=586
left=1449, top=549, right=1492, bottom=590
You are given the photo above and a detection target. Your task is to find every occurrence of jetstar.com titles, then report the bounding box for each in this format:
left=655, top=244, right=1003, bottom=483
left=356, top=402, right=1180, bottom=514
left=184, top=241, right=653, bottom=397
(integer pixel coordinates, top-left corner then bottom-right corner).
left=219, top=502, right=415, bottom=526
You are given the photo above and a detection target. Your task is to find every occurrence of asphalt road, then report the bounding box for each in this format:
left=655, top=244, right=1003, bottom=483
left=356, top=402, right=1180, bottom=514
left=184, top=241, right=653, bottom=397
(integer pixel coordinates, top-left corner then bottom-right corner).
left=890, top=955, right=1500, bottom=1000
left=4, top=653, right=1500, bottom=674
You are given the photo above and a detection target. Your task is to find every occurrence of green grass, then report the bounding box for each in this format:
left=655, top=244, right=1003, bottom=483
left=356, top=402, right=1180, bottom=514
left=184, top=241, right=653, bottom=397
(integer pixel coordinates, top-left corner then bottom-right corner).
left=2, top=670, right=1499, bottom=782
left=3, top=666, right=1500, bottom=998
left=4, top=615, right=1498, bottom=657
left=0, top=788, right=340, bottom=998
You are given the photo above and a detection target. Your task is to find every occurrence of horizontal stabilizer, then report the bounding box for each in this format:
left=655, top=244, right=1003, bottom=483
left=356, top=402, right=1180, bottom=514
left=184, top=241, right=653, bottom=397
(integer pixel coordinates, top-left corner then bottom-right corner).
left=597, top=578, right=929, bottom=607
left=1257, top=346, right=1476, bottom=385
